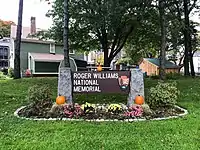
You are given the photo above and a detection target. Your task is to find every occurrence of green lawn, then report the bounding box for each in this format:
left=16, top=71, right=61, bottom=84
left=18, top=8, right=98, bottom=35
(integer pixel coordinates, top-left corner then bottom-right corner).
left=0, top=78, right=199, bottom=150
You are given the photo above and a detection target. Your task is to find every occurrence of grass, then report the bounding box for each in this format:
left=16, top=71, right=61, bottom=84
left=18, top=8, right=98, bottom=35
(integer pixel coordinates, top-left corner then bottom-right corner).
left=0, top=77, right=200, bottom=150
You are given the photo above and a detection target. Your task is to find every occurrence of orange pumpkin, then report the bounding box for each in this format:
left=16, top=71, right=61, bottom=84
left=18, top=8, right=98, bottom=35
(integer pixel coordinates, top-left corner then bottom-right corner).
left=56, top=96, right=66, bottom=105
left=97, top=65, right=102, bottom=72
left=135, top=95, right=144, bottom=105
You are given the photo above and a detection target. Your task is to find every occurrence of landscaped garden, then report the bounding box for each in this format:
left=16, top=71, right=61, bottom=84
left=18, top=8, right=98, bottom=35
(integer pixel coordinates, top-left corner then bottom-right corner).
left=0, top=77, right=200, bottom=149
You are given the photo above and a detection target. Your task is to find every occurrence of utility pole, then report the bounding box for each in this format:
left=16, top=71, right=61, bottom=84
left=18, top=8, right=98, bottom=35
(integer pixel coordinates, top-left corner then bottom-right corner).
left=14, top=0, right=23, bottom=79
left=159, top=0, right=166, bottom=80
left=63, top=0, right=70, bottom=67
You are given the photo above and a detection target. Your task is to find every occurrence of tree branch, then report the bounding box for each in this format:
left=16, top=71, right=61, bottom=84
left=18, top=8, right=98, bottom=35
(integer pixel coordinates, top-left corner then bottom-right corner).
left=174, top=0, right=182, bottom=23
left=189, top=0, right=197, bottom=14
left=96, top=29, right=103, bottom=45
left=109, top=26, right=134, bottom=60
left=110, top=28, right=121, bottom=53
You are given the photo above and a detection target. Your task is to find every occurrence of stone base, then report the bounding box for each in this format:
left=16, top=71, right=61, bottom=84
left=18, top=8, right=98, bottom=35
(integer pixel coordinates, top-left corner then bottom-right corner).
left=127, top=69, right=144, bottom=106
left=58, top=67, right=72, bottom=104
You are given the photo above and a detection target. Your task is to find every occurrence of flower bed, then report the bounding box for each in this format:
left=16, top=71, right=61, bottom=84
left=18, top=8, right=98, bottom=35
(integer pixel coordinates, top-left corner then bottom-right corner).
left=16, top=102, right=187, bottom=121
left=15, top=81, right=188, bottom=122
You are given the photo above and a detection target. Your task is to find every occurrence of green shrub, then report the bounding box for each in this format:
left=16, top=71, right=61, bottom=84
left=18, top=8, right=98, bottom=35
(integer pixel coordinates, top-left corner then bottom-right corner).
left=1, top=68, right=8, bottom=75
left=0, top=71, right=7, bottom=79
left=166, top=72, right=182, bottom=80
left=146, top=82, right=180, bottom=108
left=27, top=84, right=52, bottom=103
left=150, top=75, right=160, bottom=80
left=21, top=85, right=53, bottom=117
left=149, top=72, right=182, bottom=80
left=7, top=68, right=14, bottom=78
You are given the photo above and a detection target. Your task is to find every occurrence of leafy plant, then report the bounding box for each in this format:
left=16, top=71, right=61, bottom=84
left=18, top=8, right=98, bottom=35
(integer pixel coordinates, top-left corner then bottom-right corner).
left=63, top=104, right=83, bottom=118
left=95, top=104, right=108, bottom=114
left=124, top=105, right=143, bottom=117
left=0, top=71, right=7, bottom=79
left=21, top=85, right=53, bottom=117
left=146, top=82, right=180, bottom=108
left=7, top=68, right=14, bottom=78
left=107, top=104, right=122, bottom=114
left=27, top=85, right=52, bottom=103
left=166, top=72, right=182, bottom=80
left=81, top=102, right=96, bottom=114
left=141, top=104, right=152, bottom=115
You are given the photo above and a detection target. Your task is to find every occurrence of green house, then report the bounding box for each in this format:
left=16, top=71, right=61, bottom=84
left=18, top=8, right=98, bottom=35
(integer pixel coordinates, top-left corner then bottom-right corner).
left=9, top=38, right=85, bottom=75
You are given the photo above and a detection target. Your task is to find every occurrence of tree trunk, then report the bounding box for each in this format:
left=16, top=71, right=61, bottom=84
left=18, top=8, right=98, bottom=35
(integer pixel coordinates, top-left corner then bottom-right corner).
left=159, top=0, right=166, bottom=80
left=188, top=24, right=195, bottom=76
left=14, top=0, right=23, bottom=79
left=183, top=0, right=190, bottom=76
left=63, top=0, right=70, bottom=67
left=189, top=51, right=195, bottom=76
left=103, top=48, right=109, bottom=67
left=101, top=27, right=110, bottom=68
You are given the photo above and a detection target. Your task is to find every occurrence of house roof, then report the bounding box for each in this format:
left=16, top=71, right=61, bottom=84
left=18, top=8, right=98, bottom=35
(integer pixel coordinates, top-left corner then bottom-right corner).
left=10, top=25, right=46, bottom=39
left=30, top=53, right=64, bottom=62
left=144, top=58, right=179, bottom=69
left=15, top=38, right=55, bottom=44
left=193, top=51, right=200, bottom=57
left=11, top=24, right=57, bottom=45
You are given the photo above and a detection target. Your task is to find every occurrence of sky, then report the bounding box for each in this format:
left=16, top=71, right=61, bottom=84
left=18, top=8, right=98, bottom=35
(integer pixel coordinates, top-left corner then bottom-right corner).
left=0, top=0, right=199, bottom=30
left=0, top=0, right=52, bottom=29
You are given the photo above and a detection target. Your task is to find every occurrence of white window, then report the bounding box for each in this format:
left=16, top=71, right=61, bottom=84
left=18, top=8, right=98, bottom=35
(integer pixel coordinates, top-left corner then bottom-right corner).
left=198, top=67, right=200, bottom=73
left=50, top=43, right=55, bottom=54
left=10, top=53, right=13, bottom=59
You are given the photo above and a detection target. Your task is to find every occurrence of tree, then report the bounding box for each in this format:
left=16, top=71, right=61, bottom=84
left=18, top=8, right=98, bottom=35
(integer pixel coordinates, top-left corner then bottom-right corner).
left=14, top=0, right=23, bottom=79
left=124, top=7, right=160, bottom=65
left=0, top=20, right=15, bottom=37
left=167, top=0, right=199, bottom=76
left=183, top=0, right=198, bottom=77
left=47, top=0, right=152, bottom=67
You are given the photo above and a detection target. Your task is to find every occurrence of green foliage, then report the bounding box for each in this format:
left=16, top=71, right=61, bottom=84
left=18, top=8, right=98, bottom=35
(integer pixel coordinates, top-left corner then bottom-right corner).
left=45, top=0, right=151, bottom=66
left=20, top=84, right=53, bottom=117
left=149, top=73, right=183, bottom=80
left=7, top=68, right=14, bottom=78
left=107, top=104, right=122, bottom=114
left=0, top=19, right=15, bottom=37
left=27, top=84, right=52, bottom=103
left=147, top=82, right=180, bottom=108
left=0, top=71, right=7, bottom=79
left=149, top=75, right=160, bottom=80
left=125, top=7, right=160, bottom=63
left=141, top=104, right=152, bottom=115
left=81, top=102, right=96, bottom=114
left=166, top=72, right=183, bottom=80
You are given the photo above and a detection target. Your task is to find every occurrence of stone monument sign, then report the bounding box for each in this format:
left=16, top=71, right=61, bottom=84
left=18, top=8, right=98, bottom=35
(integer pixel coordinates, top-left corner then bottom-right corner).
left=58, top=67, right=144, bottom=106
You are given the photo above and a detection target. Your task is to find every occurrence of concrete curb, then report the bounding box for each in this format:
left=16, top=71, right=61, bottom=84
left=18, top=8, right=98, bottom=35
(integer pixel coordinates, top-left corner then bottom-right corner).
left=14, top=105, right=188, bottom=122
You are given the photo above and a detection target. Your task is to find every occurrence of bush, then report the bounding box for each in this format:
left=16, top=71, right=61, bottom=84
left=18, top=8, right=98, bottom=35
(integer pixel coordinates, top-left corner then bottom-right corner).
left=27, top=84, right=52, bottom=103
left=150, top=75, right=160, bottom=80
left=7, top=68, right=14, bottom=78
left=149, top=73, right=182, bottom=80
left=0, top=71, right=7, bottom=79
left=1, top=68, right=8, bottom=75
left=166, top=72, right=182, bottom=80
left=146, top=82, right=180, bottom=108
left=21, top=85, right=53, bottom=117
left=107, top=104, right=122, bottom=114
